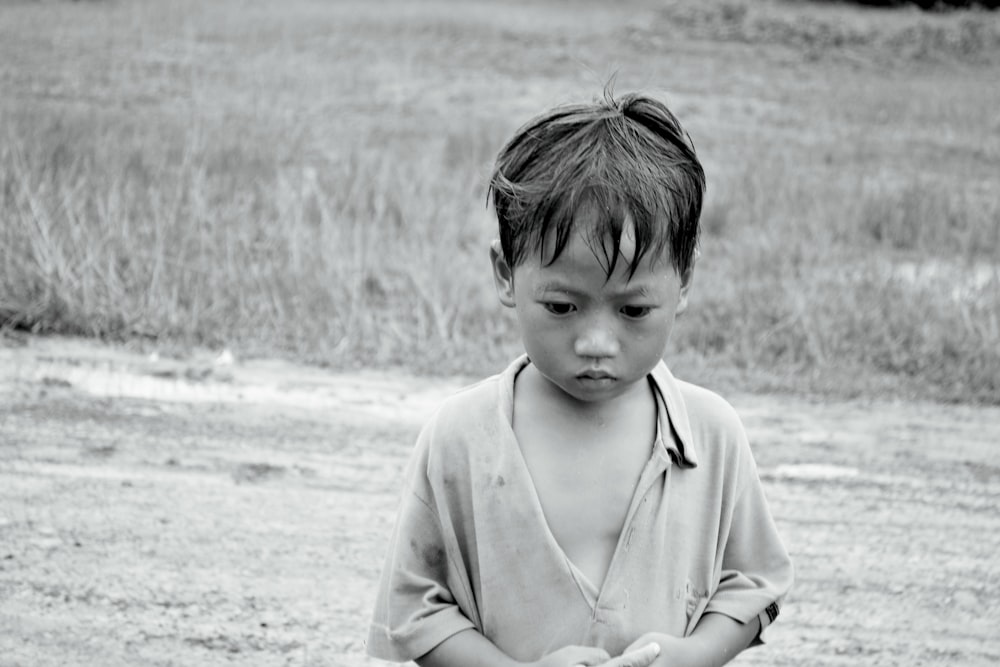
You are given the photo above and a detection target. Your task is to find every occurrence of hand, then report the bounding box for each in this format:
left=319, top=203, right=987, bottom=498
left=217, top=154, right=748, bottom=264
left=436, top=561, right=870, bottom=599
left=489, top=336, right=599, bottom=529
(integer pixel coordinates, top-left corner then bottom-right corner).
left=594, top=642, right=662, bottom=667
left=623, top=634, right=695, bottom=667
left=525, top=644, right=611, bottom=667
left=526, top=641, right=659, bottom=667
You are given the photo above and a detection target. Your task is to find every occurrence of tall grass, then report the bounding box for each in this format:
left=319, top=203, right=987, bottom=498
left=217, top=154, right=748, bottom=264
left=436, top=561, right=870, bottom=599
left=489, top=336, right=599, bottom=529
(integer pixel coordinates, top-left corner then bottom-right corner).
left=0, top=109, right=504, bottom=372
left=654, top=0, right=1000, bottom=63
left=1, top=0, right=998, bottom=403
left=691, top=161, right=1000, bottom=402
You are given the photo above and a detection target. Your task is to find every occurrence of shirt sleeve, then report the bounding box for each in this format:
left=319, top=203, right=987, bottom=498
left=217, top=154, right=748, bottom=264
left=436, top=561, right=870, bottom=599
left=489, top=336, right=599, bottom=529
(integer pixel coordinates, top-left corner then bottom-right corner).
left=703, top=446, right=794, bottom=644
left=366, top=422, right=478, bottom=662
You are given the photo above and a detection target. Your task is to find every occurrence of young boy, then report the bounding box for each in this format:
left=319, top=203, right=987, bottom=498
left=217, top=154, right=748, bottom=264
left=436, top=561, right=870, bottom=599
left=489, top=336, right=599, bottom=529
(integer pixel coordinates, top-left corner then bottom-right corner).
left=367, top=91, right=793, bottom=667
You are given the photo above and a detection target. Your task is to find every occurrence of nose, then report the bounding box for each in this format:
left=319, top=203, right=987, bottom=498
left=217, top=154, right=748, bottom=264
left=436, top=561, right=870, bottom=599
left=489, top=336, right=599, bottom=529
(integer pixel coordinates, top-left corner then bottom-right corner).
left=574, top=319, right=620, bottom=359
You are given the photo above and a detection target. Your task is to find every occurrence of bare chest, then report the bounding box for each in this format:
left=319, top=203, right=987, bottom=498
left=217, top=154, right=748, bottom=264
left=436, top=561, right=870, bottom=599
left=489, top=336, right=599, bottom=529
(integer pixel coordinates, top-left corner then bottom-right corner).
left=516, top=422, right=654, bottom=589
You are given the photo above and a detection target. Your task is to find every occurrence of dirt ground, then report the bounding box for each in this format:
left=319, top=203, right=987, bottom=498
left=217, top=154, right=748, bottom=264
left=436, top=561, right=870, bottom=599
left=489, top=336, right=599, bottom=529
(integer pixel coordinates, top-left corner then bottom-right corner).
left=1, top=336, right=998, bottom=667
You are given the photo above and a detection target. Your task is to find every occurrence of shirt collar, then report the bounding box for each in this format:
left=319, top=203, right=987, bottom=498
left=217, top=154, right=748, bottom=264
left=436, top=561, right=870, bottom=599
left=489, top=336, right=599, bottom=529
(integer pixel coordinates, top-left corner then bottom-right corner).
left=650, top=360, right=699, bottom=468
left=503, top=355, right=699, bottom=469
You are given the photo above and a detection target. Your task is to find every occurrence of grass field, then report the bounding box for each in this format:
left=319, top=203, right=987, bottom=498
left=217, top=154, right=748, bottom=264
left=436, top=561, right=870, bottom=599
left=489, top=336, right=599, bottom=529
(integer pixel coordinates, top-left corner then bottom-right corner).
left=1, top=0, right=999, bottom=403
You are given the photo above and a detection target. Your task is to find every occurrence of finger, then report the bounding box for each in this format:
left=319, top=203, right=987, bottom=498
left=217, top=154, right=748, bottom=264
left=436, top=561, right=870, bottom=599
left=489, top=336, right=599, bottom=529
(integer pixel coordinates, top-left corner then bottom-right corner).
left=604, top=642, right=660, bottom=667
left=567, top=646, right=611, bottom=666
left=622, top=636, right=651, bottom=655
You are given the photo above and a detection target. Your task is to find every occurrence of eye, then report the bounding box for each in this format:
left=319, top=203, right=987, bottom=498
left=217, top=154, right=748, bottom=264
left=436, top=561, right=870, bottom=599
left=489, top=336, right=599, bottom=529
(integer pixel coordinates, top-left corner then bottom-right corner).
left=621, top=305, right=651, bottom=319
left=543, top=302, right=575, bottom=315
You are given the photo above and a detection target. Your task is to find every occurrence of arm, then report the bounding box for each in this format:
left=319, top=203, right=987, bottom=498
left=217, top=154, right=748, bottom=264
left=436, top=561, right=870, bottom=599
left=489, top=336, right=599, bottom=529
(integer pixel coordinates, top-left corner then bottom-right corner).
left=419, top=629, right=663, bottom=667
left=416, top=629, right=521, bottom=667
left=623, top=612, right=760, bottom=667
left=367, top=432, right=481, bottom=662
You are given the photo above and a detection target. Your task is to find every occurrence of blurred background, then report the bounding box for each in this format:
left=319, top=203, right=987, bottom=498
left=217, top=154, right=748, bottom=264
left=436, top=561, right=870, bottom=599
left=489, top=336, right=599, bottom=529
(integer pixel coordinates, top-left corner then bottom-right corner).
left=2, top=0, right=998, bottom=403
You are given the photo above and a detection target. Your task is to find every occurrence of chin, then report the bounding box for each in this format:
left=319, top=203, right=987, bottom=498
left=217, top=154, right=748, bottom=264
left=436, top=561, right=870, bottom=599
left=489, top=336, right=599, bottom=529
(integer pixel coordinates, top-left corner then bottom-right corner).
left=561, top=378, right=631, bottom=403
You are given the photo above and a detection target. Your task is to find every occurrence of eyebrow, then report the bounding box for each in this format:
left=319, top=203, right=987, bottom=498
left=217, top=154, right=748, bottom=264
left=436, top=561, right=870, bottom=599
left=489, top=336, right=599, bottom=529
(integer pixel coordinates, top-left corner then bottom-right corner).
left=536, top=282, right=652, bottom=298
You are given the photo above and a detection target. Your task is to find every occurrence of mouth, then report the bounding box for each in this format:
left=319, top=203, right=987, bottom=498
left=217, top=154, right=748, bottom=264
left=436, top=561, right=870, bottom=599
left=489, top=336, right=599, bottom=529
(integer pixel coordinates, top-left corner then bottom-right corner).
left=576, top=370, right=616, bottom=382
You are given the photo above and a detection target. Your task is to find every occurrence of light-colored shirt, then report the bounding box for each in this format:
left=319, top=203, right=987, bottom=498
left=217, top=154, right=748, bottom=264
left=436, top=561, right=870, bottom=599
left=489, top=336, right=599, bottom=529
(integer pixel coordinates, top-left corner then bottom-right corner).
left=367, top=355, right=793, bottom=663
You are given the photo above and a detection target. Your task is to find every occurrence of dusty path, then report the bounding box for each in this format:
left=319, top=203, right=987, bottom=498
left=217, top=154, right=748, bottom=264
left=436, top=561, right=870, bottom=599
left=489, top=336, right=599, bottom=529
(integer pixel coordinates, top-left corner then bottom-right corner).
left=1, top=337, right=998, bottom=666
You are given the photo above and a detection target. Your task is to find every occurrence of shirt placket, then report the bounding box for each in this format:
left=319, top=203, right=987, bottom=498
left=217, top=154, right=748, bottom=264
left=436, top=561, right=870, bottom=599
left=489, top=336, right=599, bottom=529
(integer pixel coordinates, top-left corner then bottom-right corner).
left=591, top=444, right=673, bottom=623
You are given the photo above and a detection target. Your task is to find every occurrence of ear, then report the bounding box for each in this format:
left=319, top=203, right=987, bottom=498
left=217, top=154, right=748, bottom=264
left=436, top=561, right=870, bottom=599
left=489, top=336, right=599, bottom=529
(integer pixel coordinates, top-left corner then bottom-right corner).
left=675, top=264, right=695, bottom=316
left=489, top=239, right=516, bottom=308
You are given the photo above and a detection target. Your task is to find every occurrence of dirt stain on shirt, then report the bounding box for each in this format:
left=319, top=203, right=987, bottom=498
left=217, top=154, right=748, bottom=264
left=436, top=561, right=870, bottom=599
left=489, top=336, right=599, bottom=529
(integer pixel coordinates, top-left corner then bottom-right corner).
left=410, top=538, right=445, bottom=569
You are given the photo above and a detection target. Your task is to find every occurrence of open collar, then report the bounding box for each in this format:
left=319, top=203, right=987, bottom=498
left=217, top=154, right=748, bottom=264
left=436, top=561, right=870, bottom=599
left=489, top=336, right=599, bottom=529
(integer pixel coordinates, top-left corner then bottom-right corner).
left=502, top=355, right=699, bottom=469
left=649, top=360, right=699, bottom=468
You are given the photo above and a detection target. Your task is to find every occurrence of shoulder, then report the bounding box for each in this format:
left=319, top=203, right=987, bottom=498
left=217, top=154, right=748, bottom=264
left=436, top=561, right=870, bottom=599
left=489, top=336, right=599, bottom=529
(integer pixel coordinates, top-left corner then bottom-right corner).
left=671, top=378, right=754, bottom=481
left=423, top=356, right=523, bottom=437
left=411, top=363, right=515, bottom=475
left=402, top=365, right=516, bottom=505
left=675, top=379, right=746, bottom=440
left=426, top=372, right=506, bottom=438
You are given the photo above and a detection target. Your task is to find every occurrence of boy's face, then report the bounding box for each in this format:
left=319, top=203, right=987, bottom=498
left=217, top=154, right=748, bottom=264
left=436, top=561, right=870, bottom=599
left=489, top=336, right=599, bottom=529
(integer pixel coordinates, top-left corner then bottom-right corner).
left=491, top=212, right=692, bottom=405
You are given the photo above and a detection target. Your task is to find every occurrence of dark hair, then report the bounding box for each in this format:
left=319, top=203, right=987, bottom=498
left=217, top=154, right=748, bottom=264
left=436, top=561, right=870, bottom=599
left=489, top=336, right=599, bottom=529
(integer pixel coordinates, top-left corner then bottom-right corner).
left=489, top=89, right=705, bottom=279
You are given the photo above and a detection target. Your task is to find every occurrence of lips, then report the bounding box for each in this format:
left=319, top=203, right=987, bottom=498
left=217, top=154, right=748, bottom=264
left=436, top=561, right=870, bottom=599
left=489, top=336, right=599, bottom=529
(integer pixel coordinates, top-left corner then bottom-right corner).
left=577, top=370, right=615, bottom=381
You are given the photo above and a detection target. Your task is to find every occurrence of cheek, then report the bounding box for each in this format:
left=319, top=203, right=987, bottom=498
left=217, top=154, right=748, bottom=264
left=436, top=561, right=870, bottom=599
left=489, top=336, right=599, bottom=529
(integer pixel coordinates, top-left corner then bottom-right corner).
left=632, top=313, right=676, bottom=350
left=514, top=305, right=547, bottom=338
left=516, top=307, right=573, bottom=351
left=517, top=303, right=558, bottom=330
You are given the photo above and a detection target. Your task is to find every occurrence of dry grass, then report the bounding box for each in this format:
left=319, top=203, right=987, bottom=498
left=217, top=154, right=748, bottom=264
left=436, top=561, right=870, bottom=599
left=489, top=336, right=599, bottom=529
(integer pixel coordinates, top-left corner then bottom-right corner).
left=656, top=0, right=1000, bottom=64
left=1, top=0, right=998, bottom=402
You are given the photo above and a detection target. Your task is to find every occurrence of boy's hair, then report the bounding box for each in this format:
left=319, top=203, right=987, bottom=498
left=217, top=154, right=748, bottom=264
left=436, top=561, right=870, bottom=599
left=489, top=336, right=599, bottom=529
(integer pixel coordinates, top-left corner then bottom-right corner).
left=489, top=89, right=705, bottom=279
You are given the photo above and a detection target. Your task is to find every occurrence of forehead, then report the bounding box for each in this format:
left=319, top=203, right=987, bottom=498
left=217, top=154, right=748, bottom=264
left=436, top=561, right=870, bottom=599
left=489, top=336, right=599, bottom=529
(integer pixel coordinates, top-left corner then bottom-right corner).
left=535, top=204, right=668, bottom=274
left=524, top=224, right=672, bottom=294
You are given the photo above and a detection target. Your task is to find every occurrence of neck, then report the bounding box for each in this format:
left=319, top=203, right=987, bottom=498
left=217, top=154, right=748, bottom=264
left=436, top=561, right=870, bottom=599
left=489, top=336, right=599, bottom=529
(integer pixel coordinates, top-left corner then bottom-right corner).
left=520, top=364, right=651, bottom=425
